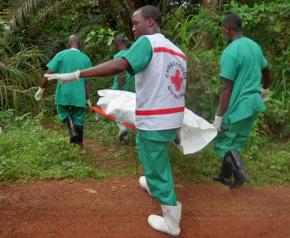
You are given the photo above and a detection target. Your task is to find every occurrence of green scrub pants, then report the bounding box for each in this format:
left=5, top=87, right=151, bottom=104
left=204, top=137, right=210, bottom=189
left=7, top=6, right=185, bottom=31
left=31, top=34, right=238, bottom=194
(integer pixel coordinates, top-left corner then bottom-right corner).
left=57, top=105, right=85, bottom=126
left=213, top=113, right=258, bottom=158
left=136, top=129, right=177, bottom=206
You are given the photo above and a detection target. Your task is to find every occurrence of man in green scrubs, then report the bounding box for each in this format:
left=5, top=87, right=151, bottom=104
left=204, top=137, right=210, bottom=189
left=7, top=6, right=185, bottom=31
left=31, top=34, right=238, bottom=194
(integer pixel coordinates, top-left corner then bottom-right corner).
left=111, top=35, right=135, bottom=141
left=212, top=14, right=271, bottom=189
left=112, top=35, right=135, bottom=93
left=45, top=5, right=186, bottom=236
left=35, top=35, right=92, bottom=146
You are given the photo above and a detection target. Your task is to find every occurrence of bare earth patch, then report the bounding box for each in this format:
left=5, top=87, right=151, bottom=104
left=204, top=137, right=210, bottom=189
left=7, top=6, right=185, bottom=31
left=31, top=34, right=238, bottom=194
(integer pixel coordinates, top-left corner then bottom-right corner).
left=1, top=135, right=290, bottom=238
left=1, top=177, right=290, bottom=238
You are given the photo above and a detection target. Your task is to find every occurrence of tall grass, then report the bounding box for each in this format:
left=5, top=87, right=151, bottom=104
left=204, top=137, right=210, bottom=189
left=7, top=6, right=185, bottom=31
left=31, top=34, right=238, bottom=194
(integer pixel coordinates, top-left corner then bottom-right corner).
left=0, top=110, right=106, bottom=183
left=0, top=46, right=47, bottom=112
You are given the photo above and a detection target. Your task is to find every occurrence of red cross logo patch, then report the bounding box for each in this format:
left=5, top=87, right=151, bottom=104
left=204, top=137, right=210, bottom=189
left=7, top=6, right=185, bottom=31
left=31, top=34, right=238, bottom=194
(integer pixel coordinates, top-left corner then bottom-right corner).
left=170, top=69, right=183, bottom=92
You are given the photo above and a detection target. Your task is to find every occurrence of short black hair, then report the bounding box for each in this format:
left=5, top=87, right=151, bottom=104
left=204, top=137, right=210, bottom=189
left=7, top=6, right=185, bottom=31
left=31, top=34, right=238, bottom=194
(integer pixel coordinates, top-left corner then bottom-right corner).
left=137, top=5, right=162, bottom=27
left=222, top=13, right=242, bottom=31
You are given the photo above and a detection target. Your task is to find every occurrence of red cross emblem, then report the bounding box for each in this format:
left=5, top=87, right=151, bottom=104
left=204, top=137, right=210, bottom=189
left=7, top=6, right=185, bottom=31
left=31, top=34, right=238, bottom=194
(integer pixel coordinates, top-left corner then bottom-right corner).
left=170, top=69, right=183, bottom=91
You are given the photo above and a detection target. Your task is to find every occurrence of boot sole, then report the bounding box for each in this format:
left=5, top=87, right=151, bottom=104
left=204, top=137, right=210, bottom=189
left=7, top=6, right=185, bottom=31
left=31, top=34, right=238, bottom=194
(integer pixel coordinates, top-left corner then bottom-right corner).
left=213, top=176, right=232, bottom=186
left=230, top=176, right=250, bottom=190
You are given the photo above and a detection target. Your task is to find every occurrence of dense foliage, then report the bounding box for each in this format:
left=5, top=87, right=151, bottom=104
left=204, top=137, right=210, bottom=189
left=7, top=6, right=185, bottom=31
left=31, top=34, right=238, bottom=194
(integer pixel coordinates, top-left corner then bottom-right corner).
left=0, top=0, right=289, bottom=136
left=0, top=0, right=289, bottom=183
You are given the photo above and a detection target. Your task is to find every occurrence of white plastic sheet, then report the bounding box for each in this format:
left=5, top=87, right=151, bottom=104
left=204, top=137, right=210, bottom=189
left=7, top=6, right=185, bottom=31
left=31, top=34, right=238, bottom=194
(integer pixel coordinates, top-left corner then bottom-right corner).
left=97, top=89, right=217, bottom=155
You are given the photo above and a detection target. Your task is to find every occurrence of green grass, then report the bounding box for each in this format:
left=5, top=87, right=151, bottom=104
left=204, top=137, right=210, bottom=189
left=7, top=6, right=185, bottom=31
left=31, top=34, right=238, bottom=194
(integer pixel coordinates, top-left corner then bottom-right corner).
left=85, top=112, right=290, bottom=186
left=84, top=113, right=139, bottom=176
left=0, top=112, right=106, bottom=183
left=1, top=110, right=289, bottom=186
left=246, top=141, right=290, bottom=186
left=170, top=141, right=290, bottom=186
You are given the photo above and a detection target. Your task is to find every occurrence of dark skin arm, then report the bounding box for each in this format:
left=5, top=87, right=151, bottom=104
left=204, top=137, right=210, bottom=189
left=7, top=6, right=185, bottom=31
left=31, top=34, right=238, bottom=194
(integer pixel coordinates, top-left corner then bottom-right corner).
left=85, top=80, right=91, bottom=100
left=262, top=67, right=271, bottom=89
left=79, top=58, right=130, bottom=78
left=118, top=72, right=125, bottom=90
left=216, top=78, right=234, bottom=117
left=40, top=69, right=54, bottom=88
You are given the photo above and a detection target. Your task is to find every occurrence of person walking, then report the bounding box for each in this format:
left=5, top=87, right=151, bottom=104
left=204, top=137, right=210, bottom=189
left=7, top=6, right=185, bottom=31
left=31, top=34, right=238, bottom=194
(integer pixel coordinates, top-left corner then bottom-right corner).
left=35, top=35, right=92, bottom=146
left=111, top=35, right=135, bottom=141
left=212, top=13, right=271, bottom=189
left=45, top=5, right=187, bottom=236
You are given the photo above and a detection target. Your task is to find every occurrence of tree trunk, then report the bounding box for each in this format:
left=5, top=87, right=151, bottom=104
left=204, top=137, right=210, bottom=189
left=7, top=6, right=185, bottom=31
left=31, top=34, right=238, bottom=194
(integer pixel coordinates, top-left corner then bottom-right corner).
left=122, top=0, right=143, bottom=16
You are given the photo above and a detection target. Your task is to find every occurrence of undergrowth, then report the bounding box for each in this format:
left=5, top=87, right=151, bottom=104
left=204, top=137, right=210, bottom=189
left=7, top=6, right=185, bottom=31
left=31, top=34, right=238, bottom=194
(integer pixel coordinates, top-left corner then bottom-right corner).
left=0, top=110, right=105, bottom=183
left=1, top=110, right=289, bottom=186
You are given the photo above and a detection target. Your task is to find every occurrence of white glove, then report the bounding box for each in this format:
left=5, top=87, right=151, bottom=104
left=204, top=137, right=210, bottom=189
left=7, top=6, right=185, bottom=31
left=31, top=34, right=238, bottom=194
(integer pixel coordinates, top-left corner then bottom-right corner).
left=261, top=88, right=269, bottom=102
left=35, top=87, right=44, bottom=101
left=213, top=115, right=223, bottom=132
left=86, top=99, right=92, bottom=107
left=44, top=70, right=80, bottom=82
left=95, top=113, right=99, bottom=121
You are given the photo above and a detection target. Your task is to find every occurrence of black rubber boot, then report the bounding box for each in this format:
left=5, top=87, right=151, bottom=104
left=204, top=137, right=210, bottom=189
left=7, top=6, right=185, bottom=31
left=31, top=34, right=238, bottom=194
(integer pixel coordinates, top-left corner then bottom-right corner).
left=118, top=127, right=129, bottom=142
left=228, top=150, right=250, bottom=189
left=65, top=116, right=77, bottom=143
left=213, top=155, right=233, bottom=186
left=74, top=125, right=83, bottom=146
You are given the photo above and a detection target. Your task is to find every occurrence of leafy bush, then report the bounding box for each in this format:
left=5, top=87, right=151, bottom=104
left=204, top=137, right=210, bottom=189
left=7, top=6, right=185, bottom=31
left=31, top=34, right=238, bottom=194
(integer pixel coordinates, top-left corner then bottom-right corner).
left=227, top=0, right=290, bottom=136
left=0, top=0, right=289, bottom=185
left=0, top=110, right=105, bottom=182
left=162, top=0, right=290, bottom=137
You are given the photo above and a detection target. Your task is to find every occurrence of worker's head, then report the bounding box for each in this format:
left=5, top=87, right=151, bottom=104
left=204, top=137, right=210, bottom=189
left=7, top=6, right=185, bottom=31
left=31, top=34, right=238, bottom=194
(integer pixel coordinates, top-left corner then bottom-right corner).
left=131, top=5, right=161, bottom=39
left=68, top=35, right=80, bottom=49
left=221, top=13, right=243, bottom=41
left=113, top=35, right=127, bottom=51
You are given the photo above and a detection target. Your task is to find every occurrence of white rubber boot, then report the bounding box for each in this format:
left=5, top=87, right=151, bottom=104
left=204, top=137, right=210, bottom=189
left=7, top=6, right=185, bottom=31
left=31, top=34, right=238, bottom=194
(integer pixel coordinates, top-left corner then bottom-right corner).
left=139, top=176, right=152, bottom=196
left=148, top=202, right=182, bottom=236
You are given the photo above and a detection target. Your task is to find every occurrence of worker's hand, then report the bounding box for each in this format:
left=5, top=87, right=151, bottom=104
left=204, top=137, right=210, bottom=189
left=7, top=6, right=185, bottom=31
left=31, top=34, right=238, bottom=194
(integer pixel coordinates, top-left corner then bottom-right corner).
left=261, top=88, right=269, bottom=102
left=34, top=87, right=44, bottom=101
left=44, top=70, right=80, bottom=83
left=86, top=99, right=92, bottom=107
left=213, top=115, right=223, bottom=132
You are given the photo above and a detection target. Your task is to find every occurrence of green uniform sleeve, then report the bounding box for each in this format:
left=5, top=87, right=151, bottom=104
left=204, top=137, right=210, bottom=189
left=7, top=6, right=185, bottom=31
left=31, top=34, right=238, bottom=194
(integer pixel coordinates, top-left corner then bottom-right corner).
left=259, top=47, right=268, bottom=69
left=47, top=52, right=62, bottom=72
left=219, top=51, right=238, bottom=81
left=113, top=50, right=126, bottom=60
left=122, top=36, right=152, bottom=75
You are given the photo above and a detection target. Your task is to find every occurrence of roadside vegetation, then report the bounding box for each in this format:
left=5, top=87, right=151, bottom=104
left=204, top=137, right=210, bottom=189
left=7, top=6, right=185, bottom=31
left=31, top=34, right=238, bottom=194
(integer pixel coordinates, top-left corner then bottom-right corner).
left=0, top=0, right=289, bottom=185
left=1, top=109, right=289, bottom=186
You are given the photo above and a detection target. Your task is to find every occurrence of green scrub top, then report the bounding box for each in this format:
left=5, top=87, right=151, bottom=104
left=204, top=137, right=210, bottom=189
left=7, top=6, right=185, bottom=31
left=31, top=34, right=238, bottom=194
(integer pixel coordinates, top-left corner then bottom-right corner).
left=47, top=49, right=92, bottom=107
left=122, top=36, right=152, bottom=75
left=219, top=37, right=268, bottom=123
left=112, top=50, right=135, bottom=92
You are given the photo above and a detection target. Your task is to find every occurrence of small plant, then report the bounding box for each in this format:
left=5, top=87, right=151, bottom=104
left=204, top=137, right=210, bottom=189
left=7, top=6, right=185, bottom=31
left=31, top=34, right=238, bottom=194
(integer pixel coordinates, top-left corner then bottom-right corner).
left=0, top=110, right=105, bottom=183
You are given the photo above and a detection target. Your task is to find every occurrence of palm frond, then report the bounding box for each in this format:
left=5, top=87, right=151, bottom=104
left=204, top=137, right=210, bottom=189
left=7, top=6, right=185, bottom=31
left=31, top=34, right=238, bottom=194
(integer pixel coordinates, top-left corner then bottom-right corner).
left=5, top=0, right=82, bottom=29
left=9, top=0, right=49, bottom=28
left=0, top=47, right=47, bottom=112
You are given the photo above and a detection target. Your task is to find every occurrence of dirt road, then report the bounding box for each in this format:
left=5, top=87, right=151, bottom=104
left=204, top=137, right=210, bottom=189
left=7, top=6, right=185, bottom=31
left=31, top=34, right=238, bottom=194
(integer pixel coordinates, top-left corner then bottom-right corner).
left=1, top=177, right=290, bottom=238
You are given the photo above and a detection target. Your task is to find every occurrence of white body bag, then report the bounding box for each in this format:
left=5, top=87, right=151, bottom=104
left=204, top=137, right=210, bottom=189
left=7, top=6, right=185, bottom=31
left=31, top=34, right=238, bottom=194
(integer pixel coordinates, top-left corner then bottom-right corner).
left=97, top=89, right=217, bottom=155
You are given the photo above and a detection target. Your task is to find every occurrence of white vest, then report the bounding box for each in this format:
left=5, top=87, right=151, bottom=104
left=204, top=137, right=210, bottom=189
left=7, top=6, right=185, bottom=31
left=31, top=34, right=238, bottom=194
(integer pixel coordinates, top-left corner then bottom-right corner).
left=135, top=33, right=187, bottom=130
